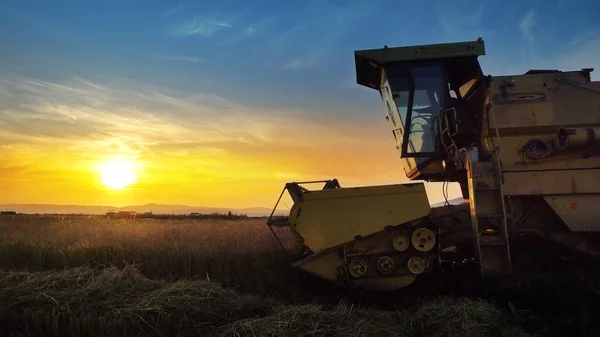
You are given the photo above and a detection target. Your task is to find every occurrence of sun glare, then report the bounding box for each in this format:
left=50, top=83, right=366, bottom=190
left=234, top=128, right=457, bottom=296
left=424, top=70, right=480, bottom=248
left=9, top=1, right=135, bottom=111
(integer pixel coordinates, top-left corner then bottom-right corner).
left=97, top=158, right=140, bottom=190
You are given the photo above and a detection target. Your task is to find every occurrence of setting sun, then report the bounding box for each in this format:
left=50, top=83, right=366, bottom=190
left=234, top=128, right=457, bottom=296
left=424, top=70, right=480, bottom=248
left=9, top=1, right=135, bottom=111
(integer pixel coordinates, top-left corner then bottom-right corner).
left=97, top=158, right=140, bottom=190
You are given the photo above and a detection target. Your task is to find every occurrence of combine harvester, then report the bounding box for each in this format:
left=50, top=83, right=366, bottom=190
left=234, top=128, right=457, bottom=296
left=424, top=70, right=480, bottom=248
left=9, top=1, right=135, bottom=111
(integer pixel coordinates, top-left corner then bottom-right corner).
left=267, top=37, right=600, bottom=291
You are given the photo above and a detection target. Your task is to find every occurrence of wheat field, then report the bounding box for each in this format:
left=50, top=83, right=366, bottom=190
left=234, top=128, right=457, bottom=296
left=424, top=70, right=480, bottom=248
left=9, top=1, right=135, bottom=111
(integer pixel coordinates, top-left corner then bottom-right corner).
left=0, top=214, right=599, bottom=336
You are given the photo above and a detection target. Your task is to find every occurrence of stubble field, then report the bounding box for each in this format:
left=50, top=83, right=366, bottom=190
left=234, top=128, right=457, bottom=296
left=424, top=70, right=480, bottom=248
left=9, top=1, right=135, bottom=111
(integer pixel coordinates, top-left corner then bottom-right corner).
left=1, top=215, right=600, bottom=336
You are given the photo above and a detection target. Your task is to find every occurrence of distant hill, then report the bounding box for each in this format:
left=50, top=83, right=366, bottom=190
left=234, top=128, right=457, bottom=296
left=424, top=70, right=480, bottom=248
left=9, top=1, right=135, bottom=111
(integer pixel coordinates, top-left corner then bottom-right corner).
left=1, top=197, right=466, bottom=217
left=0, top=203, right=287, bottom=217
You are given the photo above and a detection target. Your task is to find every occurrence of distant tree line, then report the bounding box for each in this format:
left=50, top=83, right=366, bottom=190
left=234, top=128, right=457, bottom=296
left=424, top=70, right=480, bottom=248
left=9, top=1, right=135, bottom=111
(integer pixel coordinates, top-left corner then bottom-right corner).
left=0, top=212, right=259, bottom=220
left=120, top=212, right=251, bottom=220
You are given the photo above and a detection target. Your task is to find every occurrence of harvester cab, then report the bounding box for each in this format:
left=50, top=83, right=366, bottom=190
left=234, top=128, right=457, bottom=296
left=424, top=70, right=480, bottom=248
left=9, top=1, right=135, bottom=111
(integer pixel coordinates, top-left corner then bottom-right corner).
left=354, top=38, right=486, bottom=184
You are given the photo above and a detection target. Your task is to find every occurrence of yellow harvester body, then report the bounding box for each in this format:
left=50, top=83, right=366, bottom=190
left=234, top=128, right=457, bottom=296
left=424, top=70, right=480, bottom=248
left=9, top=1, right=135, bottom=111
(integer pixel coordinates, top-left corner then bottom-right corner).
left=267, top=38, right=600, bottom=291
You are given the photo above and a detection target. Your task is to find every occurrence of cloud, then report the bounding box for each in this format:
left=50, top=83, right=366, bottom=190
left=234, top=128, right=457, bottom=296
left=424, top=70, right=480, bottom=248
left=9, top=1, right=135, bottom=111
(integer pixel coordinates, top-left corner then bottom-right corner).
left=433, top=3, right=599, bottom=80
left=164, top=3, right=270, bottom=46
left=265, top=22, right=313, bottom=53
left=480, top=25, right=600, bottom=80
left=437, top=0, right=494, bottom=43
left=154, top=54, right=200, bottom=63
left=214, top=17, right=277, bottom=46
left=0, top=77, right=197, bottom=151
left=164, top=3, right=185, bottom=16
left=281, top=51, right=325, bottom=70
left=519, top=10, right=537, bottom=60
left=161, top=0, right=375, bottom=67
left=0, top=73, right=457, bottom=206
left=274, top=1, right=376, bottom=70
left=546, top=33, right=600, bottom=80
left=168, top=16, right=232, bottom=37
left=0, top=74, right=396, bottom=178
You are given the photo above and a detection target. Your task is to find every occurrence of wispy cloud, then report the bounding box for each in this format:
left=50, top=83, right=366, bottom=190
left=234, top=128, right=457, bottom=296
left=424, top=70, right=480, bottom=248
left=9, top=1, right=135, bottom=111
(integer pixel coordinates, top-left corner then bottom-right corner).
left=545, top=33, right=600, bottom=80
left=0, top=77, right=209, bottom=149
left=162, top=0, right=374, bottom=71
left=568, top=26, right=600, bottom=47
left=214, top=17, right=277, bottom=47
left=164, top=3, right=185, bottom=16
left=437, top=0, right=493, bottom=42
left=163, top=3, right=267, bottom=46
left=0, top=75, right=394, bottom=178
left=519, top=10, right=537, bottom=60
left=281, top=51, right=325, bottom=70
left=154, top=54, right=200, bottom=63
left=273, top=1, right=375, bottom=70
left=265, top=22, right=313, bottom=53
left=169, top=16, right=232, bottom=37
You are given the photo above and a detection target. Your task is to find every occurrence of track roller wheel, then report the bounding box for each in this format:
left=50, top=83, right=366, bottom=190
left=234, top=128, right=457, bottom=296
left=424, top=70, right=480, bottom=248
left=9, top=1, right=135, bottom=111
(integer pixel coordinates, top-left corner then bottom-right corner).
left=348, top=259, right=368, bottom=278
left=376, top=256, right=395, bottom=275
left=392, top=234, right=410, bottom=251
left=412, top=228, right=436, bottom=252
left=408, top=257, right=426, bottom=274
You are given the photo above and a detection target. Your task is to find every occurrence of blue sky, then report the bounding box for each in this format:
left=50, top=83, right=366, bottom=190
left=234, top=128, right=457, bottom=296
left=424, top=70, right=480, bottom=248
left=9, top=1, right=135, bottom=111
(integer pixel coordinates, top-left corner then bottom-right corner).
left=3, top=0, right=599, bottom=111
left=1, top=0, right=599, bottom=207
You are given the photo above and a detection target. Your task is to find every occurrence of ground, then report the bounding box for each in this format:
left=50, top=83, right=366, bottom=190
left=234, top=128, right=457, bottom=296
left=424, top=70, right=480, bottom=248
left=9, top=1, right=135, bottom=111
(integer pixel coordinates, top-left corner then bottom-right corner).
left=0, top=215, right=599, bottom=336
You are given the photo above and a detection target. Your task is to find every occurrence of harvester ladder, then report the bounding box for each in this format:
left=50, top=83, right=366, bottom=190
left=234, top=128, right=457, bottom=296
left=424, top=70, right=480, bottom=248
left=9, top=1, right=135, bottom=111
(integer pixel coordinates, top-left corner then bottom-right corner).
left=465, top=152, right=512, bottom=277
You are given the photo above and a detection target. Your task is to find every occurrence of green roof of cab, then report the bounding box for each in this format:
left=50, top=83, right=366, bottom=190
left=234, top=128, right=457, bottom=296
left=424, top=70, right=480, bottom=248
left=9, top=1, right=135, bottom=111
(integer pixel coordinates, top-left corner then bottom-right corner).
left=354, top=38, right=486, bottom=90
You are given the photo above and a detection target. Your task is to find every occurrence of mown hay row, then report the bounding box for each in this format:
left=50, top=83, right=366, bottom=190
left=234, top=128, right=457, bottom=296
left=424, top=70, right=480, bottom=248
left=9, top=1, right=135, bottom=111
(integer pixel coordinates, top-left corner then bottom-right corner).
left=0, top=265, right=530, bottom=337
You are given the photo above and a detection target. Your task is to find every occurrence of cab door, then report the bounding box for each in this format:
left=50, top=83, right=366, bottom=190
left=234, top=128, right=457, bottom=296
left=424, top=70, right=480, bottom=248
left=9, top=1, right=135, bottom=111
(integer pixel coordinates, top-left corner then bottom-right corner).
left=380, top=77, right=419, bottom=175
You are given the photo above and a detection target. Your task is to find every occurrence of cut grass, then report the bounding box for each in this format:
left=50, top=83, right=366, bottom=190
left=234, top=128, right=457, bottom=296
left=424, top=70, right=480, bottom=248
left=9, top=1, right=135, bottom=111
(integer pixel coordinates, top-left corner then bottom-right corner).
left=222, top=297, right=531, bottom=337
left=0, top=265, right=530, bottom=337
left=0, top=265, right=275, bottom=337
left=2, top=215, right=600, bottom=336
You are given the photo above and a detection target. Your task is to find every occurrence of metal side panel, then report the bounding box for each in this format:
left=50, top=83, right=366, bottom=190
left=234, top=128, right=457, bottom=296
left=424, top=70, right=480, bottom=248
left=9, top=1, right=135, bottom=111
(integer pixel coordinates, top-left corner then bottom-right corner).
left=503, top=170, right=600, bottom=195
left=544, top=194, right=600, bottom=232
left=289, top=183, right=431, bottom=253
left=291, top=248, right=343, bottom=282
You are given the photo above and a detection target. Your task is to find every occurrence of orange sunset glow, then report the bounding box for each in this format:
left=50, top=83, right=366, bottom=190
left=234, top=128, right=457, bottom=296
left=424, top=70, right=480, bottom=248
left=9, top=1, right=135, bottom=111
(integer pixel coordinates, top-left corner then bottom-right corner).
left=0, top=76, right=463, bottom=210
left=3, top=0, right=597, bottom=214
